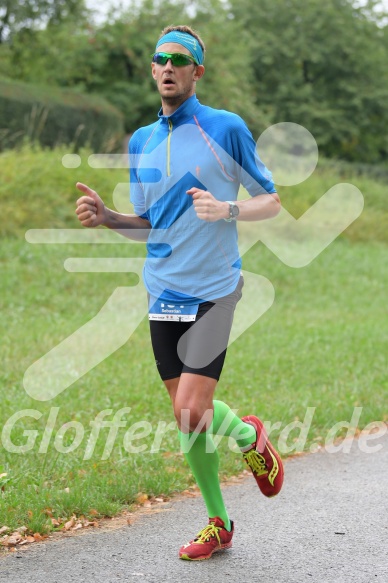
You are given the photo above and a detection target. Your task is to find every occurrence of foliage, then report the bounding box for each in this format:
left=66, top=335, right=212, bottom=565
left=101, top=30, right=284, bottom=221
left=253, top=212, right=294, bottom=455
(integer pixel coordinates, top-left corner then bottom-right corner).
left=0, top=0, right=387, bottom=156
left=84, top=0, right=388, bottom=155
left=0, top=0, right=89, bottom=42
left=0, top=0, right=267, bottom=133
left=0, top=78, right=124, bottom=152
left=189, top=0, right=270, bottom=132
left=229, top=0, right=388, bottom=162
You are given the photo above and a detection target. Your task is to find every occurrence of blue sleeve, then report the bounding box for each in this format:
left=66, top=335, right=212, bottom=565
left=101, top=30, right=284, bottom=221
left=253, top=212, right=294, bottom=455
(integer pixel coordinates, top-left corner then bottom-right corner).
left=129, top=131, right=149, bottom=220
left=230, top=116, right=277, bottom=196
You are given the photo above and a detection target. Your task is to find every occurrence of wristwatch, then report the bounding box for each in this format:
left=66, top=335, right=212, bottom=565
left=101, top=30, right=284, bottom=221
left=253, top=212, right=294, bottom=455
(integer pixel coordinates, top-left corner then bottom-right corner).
left=224, top=201, right=240, bottom=222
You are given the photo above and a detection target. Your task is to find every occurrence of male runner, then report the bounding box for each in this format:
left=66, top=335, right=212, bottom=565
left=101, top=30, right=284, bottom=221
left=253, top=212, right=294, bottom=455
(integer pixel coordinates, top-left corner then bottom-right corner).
left=75, top=24, right=284, bottom=561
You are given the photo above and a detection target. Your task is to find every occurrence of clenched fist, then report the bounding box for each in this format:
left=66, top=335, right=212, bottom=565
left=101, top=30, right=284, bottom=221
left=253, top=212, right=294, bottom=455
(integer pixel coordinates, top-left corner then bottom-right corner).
left=187, top=187, right=229, bottom=222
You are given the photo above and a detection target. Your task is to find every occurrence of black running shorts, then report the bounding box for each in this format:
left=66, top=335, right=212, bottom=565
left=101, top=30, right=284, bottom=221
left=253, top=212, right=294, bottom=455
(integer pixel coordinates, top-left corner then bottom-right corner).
left=149, top=277, right=244, bottom=381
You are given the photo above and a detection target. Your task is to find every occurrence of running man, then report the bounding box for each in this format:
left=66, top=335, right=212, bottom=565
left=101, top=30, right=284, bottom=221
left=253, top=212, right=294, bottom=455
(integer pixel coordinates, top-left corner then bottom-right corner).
left=75, top=24, right=284, bottom=561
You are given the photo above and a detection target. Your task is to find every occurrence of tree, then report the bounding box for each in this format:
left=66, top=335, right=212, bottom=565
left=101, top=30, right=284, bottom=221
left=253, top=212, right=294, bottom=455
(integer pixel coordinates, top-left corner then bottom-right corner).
left=189, top=0, right=271, bottom=136
left=228, top=0, right=388, bottom=161
left=0, top=0, right=88, bottom=43
left=1, top=0, right=266, bottom=134
left=2, top=0, right=387, bottom=161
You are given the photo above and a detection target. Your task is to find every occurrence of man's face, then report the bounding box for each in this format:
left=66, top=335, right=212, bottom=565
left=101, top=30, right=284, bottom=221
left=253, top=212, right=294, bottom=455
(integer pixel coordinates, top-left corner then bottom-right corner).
left=151, top=42, right=205, bottom=105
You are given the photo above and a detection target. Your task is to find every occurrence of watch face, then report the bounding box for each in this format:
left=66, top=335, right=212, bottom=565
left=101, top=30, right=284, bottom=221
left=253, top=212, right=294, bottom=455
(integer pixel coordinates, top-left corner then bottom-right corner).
left=231, top=203, right=239, bottom=218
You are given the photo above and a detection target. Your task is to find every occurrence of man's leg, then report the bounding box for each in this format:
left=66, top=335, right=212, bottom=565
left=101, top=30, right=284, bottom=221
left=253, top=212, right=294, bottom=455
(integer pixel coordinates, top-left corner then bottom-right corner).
left=149, top=321, right=230, bottom=526
left=149, top=277, right=282, bottom=558
left=211, top=399, right=256, bottom=448
left=172, top=373, right=236, bottom=561
left=170, top=373, right=231, bottom=529
left=210, top=400, right=284, bottom=498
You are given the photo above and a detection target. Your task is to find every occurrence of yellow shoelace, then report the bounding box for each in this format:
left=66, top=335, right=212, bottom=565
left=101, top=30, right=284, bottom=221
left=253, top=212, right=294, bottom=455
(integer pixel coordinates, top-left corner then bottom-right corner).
left=243, top=449, right=268, bottom=476
left=194, top=523, right=221, bottom=545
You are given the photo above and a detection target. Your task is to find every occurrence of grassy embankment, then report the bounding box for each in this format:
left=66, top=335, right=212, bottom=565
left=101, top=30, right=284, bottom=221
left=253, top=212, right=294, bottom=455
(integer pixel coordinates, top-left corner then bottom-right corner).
left=0, top=145, right=387, bottom=534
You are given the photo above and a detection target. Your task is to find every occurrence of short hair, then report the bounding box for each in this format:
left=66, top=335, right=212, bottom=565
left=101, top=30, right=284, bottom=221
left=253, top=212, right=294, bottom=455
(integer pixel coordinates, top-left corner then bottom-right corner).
left=158, top=24, right=206, bottom=59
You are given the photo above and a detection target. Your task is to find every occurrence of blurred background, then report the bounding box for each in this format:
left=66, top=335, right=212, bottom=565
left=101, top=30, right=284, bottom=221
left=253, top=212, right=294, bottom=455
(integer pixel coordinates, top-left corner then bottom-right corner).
left=1, top=0, right=388, bottom=160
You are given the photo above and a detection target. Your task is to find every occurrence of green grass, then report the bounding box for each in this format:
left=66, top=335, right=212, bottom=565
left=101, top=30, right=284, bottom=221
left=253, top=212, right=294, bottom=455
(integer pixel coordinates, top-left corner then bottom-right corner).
left=0, top=145, right=387, bottom=535
left=1, top=143, right=388, bottom=242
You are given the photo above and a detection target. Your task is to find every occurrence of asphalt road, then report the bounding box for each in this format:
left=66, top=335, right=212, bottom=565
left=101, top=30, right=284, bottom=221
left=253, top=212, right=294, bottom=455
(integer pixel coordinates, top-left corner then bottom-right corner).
left=1, top=432, right=387, bottom=583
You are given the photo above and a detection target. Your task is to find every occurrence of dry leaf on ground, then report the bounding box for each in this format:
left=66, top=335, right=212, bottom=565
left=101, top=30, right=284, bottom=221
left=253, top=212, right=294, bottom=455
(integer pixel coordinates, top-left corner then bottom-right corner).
left=33, top=533, right=44, bottom=542
left=182, top=489, right=197, bottom=498
left=3, top=533, right=23, bottom=546
left=136, top=493, right=148, bottom=504
left=64, top=517, right=76, bottom=531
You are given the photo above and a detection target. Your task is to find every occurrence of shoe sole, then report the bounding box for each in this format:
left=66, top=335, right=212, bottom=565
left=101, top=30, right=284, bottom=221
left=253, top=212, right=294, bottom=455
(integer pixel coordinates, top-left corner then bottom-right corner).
left=179, top=541, right=233, bottom=561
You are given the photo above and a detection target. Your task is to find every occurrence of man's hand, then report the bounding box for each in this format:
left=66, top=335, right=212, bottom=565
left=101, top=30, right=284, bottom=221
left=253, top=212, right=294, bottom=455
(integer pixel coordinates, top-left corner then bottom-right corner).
left=187, top=187, right=229, bottom=222
left=75, top=182, right=107, bottom=228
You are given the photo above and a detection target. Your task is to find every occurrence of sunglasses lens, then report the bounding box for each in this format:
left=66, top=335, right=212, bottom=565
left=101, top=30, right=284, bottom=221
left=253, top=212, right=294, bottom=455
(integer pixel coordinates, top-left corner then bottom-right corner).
left=152, top=53, right=195, bottom=66
left=153, top=53, right=168, bottom=65
left=172, top=54, right=191, bottom=66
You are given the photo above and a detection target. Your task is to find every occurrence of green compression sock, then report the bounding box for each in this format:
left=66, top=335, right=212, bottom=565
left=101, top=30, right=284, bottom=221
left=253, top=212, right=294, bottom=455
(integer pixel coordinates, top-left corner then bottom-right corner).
left=211, top=400, right=256, bottom=450
left=178, top=429, right=231, bottom=531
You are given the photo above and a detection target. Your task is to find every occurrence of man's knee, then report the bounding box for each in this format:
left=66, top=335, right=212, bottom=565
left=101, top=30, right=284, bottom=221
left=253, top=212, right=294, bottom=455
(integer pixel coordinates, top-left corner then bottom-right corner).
left=174, top=403, right=213, bottom=433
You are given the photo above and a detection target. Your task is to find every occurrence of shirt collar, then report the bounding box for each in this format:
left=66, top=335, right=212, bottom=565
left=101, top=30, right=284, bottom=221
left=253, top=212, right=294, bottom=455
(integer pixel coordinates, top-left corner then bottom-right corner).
left=158, top=94, right=200, bottom=125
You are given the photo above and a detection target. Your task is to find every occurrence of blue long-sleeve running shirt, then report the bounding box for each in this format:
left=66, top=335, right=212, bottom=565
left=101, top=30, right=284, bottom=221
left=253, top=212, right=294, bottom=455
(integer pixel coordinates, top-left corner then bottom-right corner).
left=129, top=94, right=276, bottom=305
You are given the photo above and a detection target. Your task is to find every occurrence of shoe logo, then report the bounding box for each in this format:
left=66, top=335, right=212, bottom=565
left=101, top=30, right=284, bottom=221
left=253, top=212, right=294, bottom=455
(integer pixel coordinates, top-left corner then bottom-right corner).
left=266, top=446, right=279, bottom=486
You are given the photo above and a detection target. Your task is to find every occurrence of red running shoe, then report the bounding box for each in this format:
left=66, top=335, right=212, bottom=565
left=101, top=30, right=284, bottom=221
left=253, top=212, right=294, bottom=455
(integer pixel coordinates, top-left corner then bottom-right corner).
left=241, top=415, right=284, bottom=497
left=179, top=517, right=234, bottom=561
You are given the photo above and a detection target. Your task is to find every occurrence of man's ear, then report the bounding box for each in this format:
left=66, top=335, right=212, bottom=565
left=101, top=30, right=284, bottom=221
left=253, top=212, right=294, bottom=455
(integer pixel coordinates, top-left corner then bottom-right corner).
left=194, top=65, right=205, bottom=82
left=151, top=63, right=157, bottom=80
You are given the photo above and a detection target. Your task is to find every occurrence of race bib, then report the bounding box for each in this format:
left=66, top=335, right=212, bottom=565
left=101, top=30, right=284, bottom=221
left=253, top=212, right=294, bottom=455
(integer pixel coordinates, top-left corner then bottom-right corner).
left=148, top=297, right=199, bottom=322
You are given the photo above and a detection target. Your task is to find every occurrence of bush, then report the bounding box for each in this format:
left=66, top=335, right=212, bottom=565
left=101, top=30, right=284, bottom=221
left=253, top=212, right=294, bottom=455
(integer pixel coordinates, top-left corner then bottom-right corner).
left=0, top=78, right=125, bottom=152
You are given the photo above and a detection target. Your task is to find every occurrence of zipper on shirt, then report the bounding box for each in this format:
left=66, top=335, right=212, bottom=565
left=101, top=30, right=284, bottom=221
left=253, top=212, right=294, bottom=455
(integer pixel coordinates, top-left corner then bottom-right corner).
left=167, top=119, right=173, bottom=177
